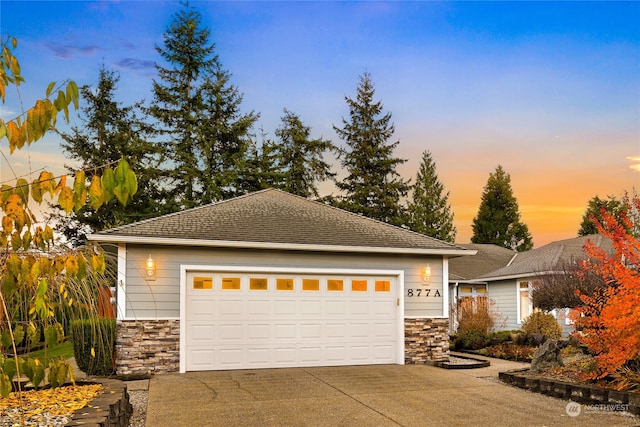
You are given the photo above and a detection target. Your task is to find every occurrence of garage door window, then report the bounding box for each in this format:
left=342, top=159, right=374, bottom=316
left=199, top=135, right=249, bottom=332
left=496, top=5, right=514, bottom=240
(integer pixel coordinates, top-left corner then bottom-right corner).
left=375, top=280, right=390, bottom=292
left=250, top=277, right=268, bottom=290
left=222, top=277, right=241, bottom=290
left=352, top=280, right=367, bottom=292
left=276, top=278, right=294, bottom=291
left=302, top=278, right=319, bottom=291
left=193, top=277, right=213, bottom=290
left=327, top=279, right=344, bottom=291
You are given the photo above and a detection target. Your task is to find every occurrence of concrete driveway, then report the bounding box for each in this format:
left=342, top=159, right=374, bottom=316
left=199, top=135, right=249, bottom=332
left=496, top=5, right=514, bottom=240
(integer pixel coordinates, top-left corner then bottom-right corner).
left=145, top=360, right=638, bottom=427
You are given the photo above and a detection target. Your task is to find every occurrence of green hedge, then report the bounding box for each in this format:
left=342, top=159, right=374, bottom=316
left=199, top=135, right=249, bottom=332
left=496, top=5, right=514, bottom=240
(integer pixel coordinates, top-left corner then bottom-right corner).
left=70, top=318, right=116, bottom=376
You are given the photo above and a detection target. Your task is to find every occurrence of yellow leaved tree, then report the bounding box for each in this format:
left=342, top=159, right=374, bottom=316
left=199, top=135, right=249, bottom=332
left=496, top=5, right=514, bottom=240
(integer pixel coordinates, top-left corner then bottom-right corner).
left=0, top=36, right=137, bottom=399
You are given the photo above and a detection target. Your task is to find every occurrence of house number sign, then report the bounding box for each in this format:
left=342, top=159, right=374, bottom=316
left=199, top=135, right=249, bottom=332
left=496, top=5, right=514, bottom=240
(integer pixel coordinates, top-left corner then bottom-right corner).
left=406, top=288, right=441, bottom=298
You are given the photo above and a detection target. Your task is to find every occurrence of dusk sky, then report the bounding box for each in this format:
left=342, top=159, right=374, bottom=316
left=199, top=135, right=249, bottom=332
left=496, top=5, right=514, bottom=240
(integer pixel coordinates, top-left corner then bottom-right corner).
left=1, top=1, right=639, bottom=247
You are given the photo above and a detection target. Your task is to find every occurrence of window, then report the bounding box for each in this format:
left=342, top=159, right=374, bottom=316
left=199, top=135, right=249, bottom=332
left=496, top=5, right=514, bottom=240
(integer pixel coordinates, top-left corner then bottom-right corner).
left=193, top=277, right=213, bottom=290
left=276, top=278, right=294, bottom=291
left=327, top=279, right=344, bottom=291
left=250, top=277, right=268, bottom=290
left=221, top=277, right=241, bottom=290
left=351, top=280, right=367, bottom=292
left=375, top=280, right=390, bottom=292
left=302, top=278, right=319, bottom=291
left=518, top=281, right=533, bottom=322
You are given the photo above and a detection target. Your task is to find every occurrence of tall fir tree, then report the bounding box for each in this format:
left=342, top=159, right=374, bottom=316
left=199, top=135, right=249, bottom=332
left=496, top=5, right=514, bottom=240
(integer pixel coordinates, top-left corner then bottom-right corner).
left=274, top=109, right=335, bottom=198
left=578, top=195, right=625, bottom=236
left=148, top=4, right=257, bottom=208
left=471, top=165, right=533, bottom=251
left=333, top=73, right=410, bottom=226
left=55, top=66, right=162, bottom=245
left=407, top=151, right=456, bottom=242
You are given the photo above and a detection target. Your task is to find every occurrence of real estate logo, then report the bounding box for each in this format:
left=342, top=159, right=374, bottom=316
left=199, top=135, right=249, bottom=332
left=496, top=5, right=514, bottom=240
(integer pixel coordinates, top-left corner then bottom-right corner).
left=565, top=401, right=581, bottom=417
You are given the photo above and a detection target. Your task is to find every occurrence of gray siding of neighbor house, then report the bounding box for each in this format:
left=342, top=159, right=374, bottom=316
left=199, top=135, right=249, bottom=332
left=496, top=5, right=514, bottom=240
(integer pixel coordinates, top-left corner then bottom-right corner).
left=487, top=279, right=519, bottom=331
left=120, top=244, right=446, bottom=319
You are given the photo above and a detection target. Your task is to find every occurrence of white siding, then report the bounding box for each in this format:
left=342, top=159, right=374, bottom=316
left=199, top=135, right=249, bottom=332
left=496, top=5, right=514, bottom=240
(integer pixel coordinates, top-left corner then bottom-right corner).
left=120, top=245, right=446, bottom=319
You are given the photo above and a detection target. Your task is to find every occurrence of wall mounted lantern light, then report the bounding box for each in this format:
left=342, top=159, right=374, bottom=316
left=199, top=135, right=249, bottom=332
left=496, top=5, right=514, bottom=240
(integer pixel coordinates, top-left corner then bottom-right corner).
left=145, top=256, right=156, bottom=281
left=422, top=264, right=431, bottom=282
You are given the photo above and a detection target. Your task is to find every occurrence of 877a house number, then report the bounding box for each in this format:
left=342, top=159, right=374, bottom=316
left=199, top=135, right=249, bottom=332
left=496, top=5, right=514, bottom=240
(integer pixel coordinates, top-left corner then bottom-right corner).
left=406, top=288, right=441, bottom=297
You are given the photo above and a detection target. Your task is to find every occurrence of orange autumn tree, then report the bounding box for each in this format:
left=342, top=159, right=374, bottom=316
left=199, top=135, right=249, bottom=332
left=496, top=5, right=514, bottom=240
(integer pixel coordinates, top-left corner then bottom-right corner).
left=573, top=192, right=640, bottom=379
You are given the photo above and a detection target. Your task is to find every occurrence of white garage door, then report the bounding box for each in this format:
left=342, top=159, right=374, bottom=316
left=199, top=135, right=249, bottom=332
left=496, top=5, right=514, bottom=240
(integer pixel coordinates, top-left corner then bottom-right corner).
left=184, top=270, right=401, bottom=371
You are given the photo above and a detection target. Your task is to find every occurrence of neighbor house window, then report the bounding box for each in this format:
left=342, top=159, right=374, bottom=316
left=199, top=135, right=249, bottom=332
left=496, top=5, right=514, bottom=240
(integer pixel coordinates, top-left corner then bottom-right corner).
left=518, top=281, right=533, bottom=322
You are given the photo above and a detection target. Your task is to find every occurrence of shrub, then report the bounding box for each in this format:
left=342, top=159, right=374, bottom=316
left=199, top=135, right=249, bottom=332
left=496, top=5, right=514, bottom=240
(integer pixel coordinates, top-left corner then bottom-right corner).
left=71, top=318, right=116, bottom=376
left=522, top=311, right=561, bottom=340
left=480, top=343, right=537, bottom=362
left=453, top=297, right=496, bottom=335
left=456, top=329, right=490, bottom=350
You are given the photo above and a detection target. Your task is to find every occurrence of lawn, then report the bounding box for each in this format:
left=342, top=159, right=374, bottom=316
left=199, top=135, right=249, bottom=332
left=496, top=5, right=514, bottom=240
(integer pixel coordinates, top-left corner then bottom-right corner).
left=25, top=340, right=74, bottom=364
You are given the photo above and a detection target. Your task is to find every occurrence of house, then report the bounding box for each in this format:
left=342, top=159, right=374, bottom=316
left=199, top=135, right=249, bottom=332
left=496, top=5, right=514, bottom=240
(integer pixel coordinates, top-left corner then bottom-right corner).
left=88, top=188, right=475, bottom=375
left=448, top=244, right=516, bottom=332
left=448, top=235, right=613, bottom=335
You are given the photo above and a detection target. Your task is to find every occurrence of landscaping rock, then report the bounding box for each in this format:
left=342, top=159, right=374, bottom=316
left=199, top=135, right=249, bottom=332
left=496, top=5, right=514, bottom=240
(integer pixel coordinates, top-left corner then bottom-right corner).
left=530, top=339, right=563, bottom=372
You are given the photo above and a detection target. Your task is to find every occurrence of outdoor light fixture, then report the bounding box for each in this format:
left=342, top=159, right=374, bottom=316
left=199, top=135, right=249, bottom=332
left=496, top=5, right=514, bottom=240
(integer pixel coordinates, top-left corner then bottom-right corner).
left=423, top=265, right=431, bottom=282
left=145, top=256, right=156, bottom=281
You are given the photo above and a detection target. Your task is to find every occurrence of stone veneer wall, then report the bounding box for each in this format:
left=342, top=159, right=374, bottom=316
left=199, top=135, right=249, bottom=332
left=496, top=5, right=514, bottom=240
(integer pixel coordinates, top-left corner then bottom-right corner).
left=116, top=320, right=180, bottom=375
left=116, top=318, right=449, bottom=374
left=404, top=318, right=450, bottom=364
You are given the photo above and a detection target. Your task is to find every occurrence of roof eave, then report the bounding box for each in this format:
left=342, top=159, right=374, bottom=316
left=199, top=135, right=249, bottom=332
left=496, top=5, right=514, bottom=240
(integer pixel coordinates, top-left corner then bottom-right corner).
left=471, top=270, right=562, bottom=282
left=87, top=234, right=477, bottom=256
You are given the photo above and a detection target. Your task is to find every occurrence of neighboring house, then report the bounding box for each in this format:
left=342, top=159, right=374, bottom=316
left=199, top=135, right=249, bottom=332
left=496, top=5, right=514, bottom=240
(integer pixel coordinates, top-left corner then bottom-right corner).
left=448, top=244, right=516, bottom=333
left=88, top=188, right=474, bottom=375
left=449, top=235, right=613, bottom=335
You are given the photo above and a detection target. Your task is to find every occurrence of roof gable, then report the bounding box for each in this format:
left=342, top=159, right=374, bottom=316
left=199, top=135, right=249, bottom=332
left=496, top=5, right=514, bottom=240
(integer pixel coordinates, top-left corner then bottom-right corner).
left=89, top=189, right=471, bottom=255
left=449, top=244, right=516, bottom=281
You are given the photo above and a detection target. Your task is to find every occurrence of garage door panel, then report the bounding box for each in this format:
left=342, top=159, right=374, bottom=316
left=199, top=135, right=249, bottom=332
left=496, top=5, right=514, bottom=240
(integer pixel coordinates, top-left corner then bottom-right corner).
left=219, top=299, right=243, bottom=316
left=326, top=323, right=347, bottom=338
left=274, top=323, right=296, bottom=340
left=247, top=324, right=270, bottom=340
left=186, top=271, right=399, bottom=371
left=218, top=324, right=242, bottom=342
left=350, top=322, right=371, bottom=338
left=300, top=323, right=322, bottom=339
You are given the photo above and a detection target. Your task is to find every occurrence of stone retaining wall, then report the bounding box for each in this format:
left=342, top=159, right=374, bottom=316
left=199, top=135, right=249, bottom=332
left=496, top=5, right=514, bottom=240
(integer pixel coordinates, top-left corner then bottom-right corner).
left=115, top=320, right=180, bottom=375
left=404, top=318, right=450, bottom=364
left=500, top=369, right=640, bottom=416
left=66, top=379, right=132, bottom=427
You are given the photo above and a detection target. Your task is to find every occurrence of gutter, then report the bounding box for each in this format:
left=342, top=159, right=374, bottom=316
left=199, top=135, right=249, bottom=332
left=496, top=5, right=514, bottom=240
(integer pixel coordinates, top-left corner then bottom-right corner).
left=87, top=234, right=478, bottom=257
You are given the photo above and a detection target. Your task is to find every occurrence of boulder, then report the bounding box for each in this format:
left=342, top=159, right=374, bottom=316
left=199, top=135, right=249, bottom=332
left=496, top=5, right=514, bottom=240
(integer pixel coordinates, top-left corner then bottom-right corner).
left=531, top=339, right=563, bottom=372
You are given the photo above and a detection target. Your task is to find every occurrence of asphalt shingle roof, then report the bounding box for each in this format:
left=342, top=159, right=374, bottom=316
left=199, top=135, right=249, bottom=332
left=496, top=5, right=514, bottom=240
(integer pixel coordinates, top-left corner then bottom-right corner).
left=477, top=234, right=613, bottom=280
left=91, top=188, right=469, bottom=253
left=448, top=244, right=516, bottom=281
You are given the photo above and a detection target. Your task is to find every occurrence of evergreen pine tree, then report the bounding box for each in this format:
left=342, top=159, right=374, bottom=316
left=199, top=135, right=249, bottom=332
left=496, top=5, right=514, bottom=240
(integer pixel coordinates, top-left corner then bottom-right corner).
left=55, top=66, right=162, bottom=244
left=148, top=4, right=257, bottom=208
left=274, top=109, right=335, bottom=198
left=407, top=151, right=456, bottom=242
left=333, top=73, right=410, bottom=226
left=471, top=165, right=533, bottom=251
left=577, top=195, right=625, bottom=236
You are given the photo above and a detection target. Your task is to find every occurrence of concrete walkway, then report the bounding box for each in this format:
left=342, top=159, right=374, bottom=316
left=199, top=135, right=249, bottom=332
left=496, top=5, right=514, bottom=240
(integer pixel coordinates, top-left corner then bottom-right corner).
left=144, top=357, right=639, bottom=427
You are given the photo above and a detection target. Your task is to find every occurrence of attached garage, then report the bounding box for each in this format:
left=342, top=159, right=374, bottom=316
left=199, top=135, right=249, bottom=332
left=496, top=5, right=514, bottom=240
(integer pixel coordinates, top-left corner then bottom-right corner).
left=183, top=268, right=402, bottom=371
left=88, top=189, right=475, bottom=375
